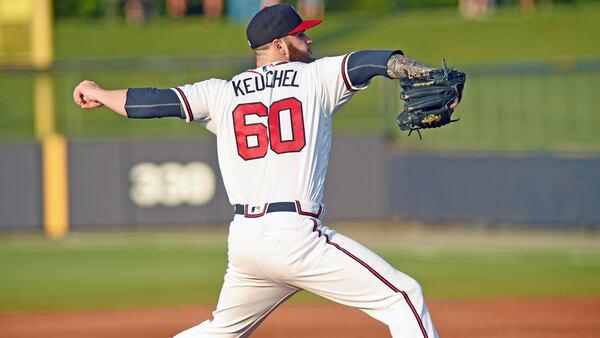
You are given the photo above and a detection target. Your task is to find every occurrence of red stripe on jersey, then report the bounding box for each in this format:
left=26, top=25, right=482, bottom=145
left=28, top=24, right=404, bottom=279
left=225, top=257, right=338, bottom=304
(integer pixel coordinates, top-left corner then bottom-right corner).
left=341, top=54, right=356, bottom=92
left=311, top=220, right=429, bottom=338
left=174, top=87, right=194, bottom=121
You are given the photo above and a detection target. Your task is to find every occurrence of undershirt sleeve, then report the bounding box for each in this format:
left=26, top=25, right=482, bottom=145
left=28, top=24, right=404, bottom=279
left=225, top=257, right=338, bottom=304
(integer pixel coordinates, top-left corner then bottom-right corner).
left=346, top=50, right=403, bottom=87
left=125, top=88, right=184, bottom=119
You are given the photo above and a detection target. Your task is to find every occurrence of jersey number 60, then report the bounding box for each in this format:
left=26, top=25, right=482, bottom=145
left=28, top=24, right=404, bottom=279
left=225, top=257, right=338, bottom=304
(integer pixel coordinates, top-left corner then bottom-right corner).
left=232, top=97, right=306, bottom=160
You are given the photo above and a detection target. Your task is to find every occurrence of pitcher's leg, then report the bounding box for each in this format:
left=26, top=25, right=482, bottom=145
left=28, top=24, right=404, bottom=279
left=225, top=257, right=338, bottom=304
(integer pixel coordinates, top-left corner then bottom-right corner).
left=174, top=269, right=298, bottom=338
left=386, top=302, right=437, bottom=338
left=295, top=221, right=438, bottom=338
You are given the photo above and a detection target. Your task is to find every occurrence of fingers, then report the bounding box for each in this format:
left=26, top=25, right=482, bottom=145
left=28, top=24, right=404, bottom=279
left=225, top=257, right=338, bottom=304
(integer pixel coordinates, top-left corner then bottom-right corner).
left=73, top=83, right=83, bottom=106
left=81, top=100, right=104, bottom=109
left=449, top=97, right=460, bottom=110
left=73, top=80, right=102, bottom=109
left=73, top=81, right=89, bottom=106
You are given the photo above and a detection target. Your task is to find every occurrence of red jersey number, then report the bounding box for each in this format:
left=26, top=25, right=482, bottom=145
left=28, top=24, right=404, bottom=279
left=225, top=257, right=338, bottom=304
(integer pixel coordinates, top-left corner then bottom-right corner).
left=232, top=102, right=269, bottom=161
left=233, top=98, right=306, bottom=160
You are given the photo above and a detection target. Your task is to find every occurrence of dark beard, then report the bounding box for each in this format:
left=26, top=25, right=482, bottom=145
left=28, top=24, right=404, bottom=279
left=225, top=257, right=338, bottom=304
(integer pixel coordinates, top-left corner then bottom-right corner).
left=288, top=44, right=315, bottom=63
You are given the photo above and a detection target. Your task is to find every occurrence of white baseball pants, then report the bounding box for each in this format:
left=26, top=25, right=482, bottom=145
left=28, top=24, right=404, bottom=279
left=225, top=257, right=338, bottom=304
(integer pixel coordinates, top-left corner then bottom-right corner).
left=174, top=212, right=439, bottom=338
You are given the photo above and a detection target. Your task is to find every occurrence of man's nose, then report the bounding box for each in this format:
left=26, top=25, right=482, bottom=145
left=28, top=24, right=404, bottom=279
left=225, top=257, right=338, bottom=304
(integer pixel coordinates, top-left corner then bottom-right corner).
left=305, top=36, right=312, bottom=45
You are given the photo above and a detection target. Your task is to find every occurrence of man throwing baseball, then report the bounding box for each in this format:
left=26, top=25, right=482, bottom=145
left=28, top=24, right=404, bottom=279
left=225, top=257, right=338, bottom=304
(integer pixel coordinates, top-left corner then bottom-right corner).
left=74, top=4, right=460, bottom=337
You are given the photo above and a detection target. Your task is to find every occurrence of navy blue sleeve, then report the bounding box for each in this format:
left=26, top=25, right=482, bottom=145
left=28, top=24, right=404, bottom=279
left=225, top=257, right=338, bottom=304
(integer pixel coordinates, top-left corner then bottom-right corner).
left=125, top=88, right=184, bottom=119
left=346, top=50, right=402, bottom=87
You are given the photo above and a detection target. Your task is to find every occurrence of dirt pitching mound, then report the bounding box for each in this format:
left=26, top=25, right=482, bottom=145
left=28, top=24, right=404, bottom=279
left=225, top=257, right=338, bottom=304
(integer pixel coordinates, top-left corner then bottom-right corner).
left=1, top=298, right=599, bottom=338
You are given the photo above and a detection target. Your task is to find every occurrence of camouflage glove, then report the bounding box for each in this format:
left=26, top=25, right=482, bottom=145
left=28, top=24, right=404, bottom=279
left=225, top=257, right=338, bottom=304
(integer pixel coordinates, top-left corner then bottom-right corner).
left=396, top=60, right=466, bottom=139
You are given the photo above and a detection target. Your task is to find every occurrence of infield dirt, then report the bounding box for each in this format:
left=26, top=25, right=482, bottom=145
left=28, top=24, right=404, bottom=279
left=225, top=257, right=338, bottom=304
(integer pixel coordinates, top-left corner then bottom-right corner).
left=1, top=298, right=599, bottom=338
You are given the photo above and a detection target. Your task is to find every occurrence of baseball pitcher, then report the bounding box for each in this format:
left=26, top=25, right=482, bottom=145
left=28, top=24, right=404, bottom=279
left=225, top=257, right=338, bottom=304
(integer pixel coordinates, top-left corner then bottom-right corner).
left=73, top=4, right=465, bottom=337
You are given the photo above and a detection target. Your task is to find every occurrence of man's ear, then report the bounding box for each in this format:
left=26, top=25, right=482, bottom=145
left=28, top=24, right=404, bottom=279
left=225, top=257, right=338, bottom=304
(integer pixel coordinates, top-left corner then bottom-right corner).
left=272, top=38, right=288, bottom=58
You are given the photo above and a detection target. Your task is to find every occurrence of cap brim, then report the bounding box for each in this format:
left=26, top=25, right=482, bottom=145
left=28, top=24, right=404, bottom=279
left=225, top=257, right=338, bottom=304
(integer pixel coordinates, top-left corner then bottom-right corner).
left=288, top=19, right=323, bottom=35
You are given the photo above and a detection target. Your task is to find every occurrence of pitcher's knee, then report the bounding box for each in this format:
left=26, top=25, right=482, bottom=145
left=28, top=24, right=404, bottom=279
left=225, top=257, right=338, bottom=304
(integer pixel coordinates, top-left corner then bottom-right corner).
left=386, top=276, right=426, bottom=312
left=389, top=274, right=423, bottom=299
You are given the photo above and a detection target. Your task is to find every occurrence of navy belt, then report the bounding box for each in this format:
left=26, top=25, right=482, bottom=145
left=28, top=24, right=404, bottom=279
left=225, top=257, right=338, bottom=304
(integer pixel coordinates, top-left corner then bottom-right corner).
left=234, top=202, right=296, bottom=215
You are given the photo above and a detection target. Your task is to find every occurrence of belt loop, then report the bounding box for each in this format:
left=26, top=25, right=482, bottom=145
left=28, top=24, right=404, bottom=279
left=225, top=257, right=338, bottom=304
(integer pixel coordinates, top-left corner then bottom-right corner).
left=294, top=200, right=323, bottom=219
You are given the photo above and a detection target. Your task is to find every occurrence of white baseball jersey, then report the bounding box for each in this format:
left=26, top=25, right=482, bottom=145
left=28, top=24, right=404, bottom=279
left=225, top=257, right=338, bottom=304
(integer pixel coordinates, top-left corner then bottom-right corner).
left=170, top=53, right=439, bottom=338
left=171, top=54, right=367, bottom=206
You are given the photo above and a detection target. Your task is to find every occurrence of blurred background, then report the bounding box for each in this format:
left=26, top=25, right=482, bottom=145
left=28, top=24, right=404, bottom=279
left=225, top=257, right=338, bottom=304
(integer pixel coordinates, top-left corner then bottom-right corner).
left=1, top=0, right=599, bottom=231
left=1, top=0, right=599, bottom=147
left=0, top=1, right=599, bottom=334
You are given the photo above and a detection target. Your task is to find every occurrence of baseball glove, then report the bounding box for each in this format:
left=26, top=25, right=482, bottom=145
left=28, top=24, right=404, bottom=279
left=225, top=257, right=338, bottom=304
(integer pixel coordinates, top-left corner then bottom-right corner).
left=396, top=59, right=466, bottom=139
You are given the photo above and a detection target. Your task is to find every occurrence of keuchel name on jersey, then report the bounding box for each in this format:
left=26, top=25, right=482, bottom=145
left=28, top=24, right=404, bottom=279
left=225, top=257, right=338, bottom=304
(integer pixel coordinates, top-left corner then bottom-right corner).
left=232, top=69, right=299, bottom=96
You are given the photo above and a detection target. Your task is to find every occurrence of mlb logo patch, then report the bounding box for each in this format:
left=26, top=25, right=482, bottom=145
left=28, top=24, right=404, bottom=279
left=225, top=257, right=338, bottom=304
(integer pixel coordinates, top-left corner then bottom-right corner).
left=244, top=203, right=268, bottom=217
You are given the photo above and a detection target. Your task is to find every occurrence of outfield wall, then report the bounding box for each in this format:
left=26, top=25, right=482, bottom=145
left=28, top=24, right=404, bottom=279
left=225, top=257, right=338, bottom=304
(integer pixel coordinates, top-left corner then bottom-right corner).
left=390, top=152, right=600, bottom=227
left=0, top=136, right=598, bottom=230
left=0, top=143, right=42, bottom=229
left=68, top=139, right=231, bottom=229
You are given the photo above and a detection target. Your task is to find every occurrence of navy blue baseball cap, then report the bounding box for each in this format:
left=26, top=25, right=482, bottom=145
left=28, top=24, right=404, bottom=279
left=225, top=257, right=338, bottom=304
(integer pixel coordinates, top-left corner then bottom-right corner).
left=246, top=4, right=322, bottom=49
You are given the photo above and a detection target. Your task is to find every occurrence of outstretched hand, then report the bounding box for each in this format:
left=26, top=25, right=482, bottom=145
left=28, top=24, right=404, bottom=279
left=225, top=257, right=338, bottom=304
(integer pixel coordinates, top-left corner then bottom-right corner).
left=73, top=80, right=104, bottom=109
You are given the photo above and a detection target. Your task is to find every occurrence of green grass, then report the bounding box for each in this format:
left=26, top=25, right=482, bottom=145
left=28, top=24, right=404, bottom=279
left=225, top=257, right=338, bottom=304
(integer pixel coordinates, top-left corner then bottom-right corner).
left=53, top=5, right=600, bottom=64
left=382, top=248, right=600, bottom=299
left=54, top=19, right=249, bottom=60
left=322, top=6, right=600, bottom=65
left=0, top=232, right=228, bottom=311
left=1, top=228, right=598, bottom=312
